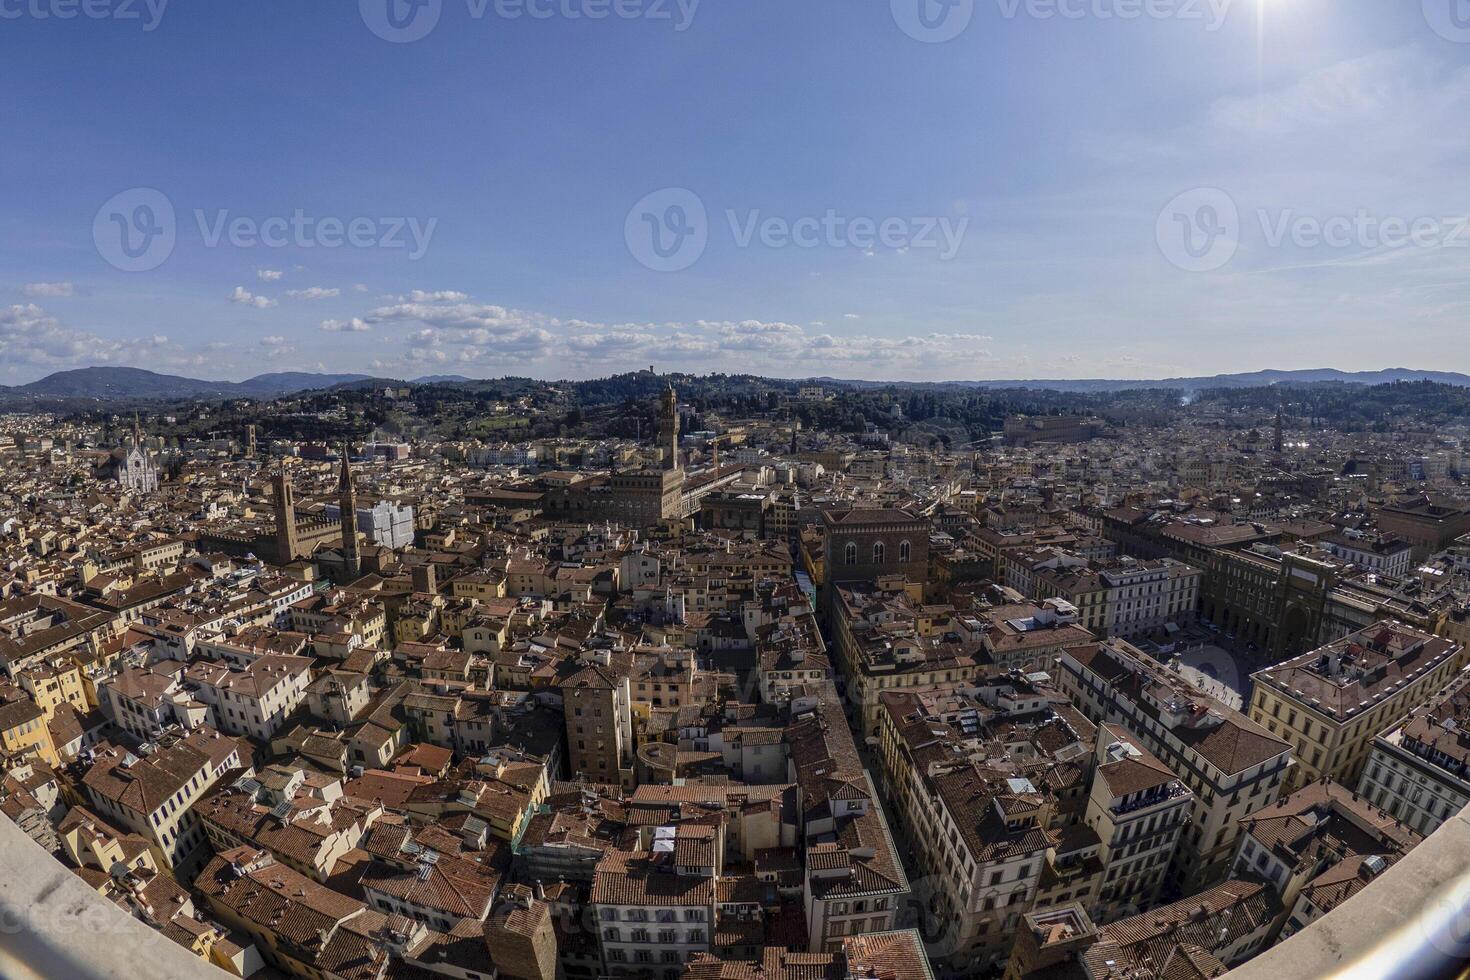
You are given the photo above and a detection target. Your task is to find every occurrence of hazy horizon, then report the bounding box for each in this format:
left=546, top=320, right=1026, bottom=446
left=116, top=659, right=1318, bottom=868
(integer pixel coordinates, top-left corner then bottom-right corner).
left=8, top=362, right=1469, bottom=390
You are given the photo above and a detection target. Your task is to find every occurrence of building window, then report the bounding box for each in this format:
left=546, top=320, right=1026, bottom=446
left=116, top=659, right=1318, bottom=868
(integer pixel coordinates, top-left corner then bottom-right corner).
left=873, top=542, right=885, bottom=564
left=845, top=543, right=857, bottom=566
left=899, top=540, right=911, bottom=562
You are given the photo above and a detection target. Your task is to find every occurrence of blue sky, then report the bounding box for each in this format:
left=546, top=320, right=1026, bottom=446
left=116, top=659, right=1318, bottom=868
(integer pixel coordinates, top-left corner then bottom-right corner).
left=2, top=0, right=1469, bottom=383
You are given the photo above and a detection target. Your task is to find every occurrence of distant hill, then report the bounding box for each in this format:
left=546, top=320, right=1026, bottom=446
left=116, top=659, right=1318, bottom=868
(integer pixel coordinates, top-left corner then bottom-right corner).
left=413, top=374, right=474, bottom=385
left=5, top=364, right=1469, bottom=405
left=5, top=367, right=373, bottom=401
left=813, top=368, right=1470, bottom=393
left=232, top=372, right=376, bottom=397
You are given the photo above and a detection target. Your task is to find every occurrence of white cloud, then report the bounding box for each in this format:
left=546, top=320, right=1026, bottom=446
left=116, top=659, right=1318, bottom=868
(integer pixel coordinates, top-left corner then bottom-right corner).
left=2, top=289, right=1001, bottom=381
left=21, top=282, right=73, bottom=298
left=0, top=304, right=122, bottom=366
left=257, top=268, right=284, bottom=281
left=408, top=289, right=469, bottom=302
left=230, top=286, right=277, bottom=309
left=286, top=287, right=341, bottom=300
left=259, top=335, right=296, bottom=359
left=366, top=300, right=554, bottom=361
left=355, top=296, right=998, bottom=376
left=321, top=318, right=372, bottom=333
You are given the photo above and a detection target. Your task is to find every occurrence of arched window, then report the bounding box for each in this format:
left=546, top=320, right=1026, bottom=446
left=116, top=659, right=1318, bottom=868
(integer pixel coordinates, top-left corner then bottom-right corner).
left=844, top=542, right=857, bottom=566
left=873, top=542, right=885, bottom=564
left=899, top=540, right=911, bottom=563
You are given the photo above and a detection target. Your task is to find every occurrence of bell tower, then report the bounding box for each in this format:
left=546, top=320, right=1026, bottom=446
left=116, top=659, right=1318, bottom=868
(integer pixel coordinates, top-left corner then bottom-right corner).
left=273, top=466, right=299, bottom=565
left=339, top=443, right=362, bottom=579
left=658, top=383, right=680, bottom=472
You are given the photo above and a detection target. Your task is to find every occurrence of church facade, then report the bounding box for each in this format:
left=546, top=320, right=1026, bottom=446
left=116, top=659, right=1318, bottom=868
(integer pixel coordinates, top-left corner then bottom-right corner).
left=115, top=444, right=158, bottom=493
left=97, top=422, right=159, bottom=493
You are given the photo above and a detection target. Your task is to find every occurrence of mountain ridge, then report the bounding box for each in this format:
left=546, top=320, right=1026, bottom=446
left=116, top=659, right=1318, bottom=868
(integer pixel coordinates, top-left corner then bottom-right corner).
left=0, top=367, right=380, bottom=400
left=2, top=365, right=1467, bottom=402
left=807, top=367, right=1470, bottom=393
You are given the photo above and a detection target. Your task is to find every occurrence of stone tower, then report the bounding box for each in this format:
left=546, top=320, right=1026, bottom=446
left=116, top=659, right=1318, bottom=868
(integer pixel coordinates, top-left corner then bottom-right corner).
left=273, top=467, right=299, bottom=565
left=339, top=443, right=361, bottom=579
left=1274, top=406, right=1284, bottom=455
left=658, top=383, right=680, bottom=471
